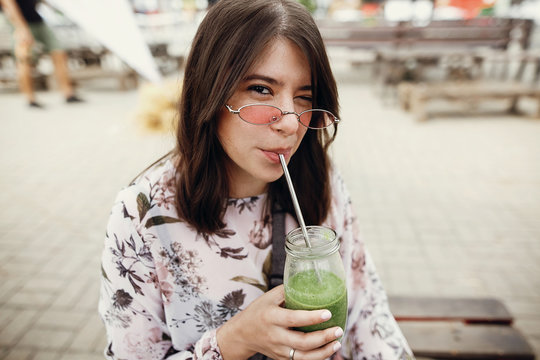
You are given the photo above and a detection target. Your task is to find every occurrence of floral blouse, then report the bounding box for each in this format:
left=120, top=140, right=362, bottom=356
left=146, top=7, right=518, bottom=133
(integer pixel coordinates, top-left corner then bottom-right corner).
left=99, top=154, right=413, bottom=360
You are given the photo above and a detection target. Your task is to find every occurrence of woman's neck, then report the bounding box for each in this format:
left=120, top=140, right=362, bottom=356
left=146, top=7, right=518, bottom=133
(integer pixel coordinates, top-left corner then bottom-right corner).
left=228, top=183, right=268, bottom=199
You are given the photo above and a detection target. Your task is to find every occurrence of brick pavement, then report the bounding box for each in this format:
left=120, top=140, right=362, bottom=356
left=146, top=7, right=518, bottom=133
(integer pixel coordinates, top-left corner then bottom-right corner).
left=0, top=69, right=539, bottom=359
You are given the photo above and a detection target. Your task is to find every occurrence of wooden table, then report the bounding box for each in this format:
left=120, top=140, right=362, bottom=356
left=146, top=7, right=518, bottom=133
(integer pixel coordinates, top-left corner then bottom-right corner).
left=389, top=295, right=536, bottom=359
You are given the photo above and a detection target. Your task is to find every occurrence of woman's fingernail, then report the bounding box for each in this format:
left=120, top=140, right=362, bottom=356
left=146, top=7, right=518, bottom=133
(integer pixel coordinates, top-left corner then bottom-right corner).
left=335, top=327, right=344, bottom=338
left=321, top=310, right=332, bottom=320
left=333, top=342, right=342, bottom=352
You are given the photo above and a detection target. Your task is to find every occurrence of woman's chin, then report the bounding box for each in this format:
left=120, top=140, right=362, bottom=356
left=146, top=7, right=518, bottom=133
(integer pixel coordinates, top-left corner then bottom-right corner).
left=266, top=167, right=286, bottom=184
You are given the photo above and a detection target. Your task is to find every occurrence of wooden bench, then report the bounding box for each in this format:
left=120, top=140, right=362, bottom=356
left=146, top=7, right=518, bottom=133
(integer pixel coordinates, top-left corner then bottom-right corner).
left=317, top=18, right=528, bottom=52
left=400, top=18, right=516, bottom=51
left=317, top=21, right=403, bottom=50
left=398, top=80, right=540, bottom=121
left=318, top=18, right=535, bottom=105
left=66, top=64, right=138, bottom=91
left=0, top=46, right=138, bottom=91
left=64, top=48, right=139, bottom=91
left=388, top=295, right=536, bottom=359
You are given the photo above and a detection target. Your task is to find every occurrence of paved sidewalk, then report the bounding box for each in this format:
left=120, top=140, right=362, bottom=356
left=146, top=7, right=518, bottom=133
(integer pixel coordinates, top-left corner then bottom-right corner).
left=0, top=69, right=539, bottom=359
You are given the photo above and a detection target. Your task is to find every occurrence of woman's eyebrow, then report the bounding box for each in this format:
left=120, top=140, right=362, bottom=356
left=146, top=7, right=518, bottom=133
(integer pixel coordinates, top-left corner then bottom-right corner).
left=243, top=74, right=280, bottom=85
left=243, top=74, right=312, bottom=91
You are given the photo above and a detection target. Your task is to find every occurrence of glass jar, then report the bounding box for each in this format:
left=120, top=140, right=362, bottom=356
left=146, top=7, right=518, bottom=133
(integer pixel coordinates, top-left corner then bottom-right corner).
left=284, top=226, right=347, bottom=332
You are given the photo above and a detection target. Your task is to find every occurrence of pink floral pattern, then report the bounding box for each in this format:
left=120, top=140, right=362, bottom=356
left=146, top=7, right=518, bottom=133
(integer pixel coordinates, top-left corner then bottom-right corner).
left=99, top=155, right=414, bottom=359
left=124, top=327, right=171, bottom=359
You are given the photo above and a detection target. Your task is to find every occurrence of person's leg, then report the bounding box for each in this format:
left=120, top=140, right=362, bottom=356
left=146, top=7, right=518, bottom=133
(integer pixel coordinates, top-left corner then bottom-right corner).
left=35, top=22, right=82, bottom=102
left=50, top=49, right=74, bottom=98
left=1, top=12, right=37, bottom=105
left=15, top=53, right=38, bottom=104
left=8, top=18, right=40, bottom=105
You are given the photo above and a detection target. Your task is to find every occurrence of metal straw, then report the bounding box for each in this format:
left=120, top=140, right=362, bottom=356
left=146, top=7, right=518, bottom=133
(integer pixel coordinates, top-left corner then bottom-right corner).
left=279, top=154, right=322, bottom=282
left=279, top=154, right=312, bottom=248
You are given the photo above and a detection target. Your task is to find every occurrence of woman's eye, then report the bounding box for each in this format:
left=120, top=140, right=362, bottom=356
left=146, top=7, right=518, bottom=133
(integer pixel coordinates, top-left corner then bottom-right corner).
left=296, top=95, right=312, bottom=105
left=248, top=85, right=271, bottom=95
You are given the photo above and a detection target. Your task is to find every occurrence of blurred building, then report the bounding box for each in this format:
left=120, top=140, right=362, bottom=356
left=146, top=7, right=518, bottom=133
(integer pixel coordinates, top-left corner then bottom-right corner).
left=321, top=0, right=540, bottom=23
left=1, top=0, right=538, bottom=93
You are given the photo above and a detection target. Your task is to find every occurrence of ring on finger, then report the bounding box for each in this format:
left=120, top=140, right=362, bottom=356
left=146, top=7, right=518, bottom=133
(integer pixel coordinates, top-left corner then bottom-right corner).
left=289, top=348, right=296, bottom=360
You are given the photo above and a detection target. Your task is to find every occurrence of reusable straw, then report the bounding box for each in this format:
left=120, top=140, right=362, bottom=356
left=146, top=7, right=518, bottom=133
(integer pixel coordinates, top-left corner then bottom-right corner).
left=279, top=154, right=322, bottom=282
left=279, top=154, right=312, bottom=247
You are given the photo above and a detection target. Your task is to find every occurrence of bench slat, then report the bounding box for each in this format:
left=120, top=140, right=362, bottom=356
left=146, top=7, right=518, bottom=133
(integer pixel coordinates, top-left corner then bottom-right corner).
left=389, top=296, right=514, bottom=325
left=399, top=322, right=535, bottom=360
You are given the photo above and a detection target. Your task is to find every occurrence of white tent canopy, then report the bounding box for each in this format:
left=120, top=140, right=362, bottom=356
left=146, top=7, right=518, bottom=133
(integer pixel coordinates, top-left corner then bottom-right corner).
left=46, top=0, right=162, bottom=83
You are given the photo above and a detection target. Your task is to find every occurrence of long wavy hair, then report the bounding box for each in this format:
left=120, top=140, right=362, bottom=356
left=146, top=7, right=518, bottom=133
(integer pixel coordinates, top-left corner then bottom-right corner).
left=175, top=0, right=339, bottom=234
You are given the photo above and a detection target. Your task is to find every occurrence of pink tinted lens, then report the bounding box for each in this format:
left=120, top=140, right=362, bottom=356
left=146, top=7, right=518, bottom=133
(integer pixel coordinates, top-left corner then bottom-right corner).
left=299, top=110, right=331, bottom=128
left=239, top=105, right=282, bottom=124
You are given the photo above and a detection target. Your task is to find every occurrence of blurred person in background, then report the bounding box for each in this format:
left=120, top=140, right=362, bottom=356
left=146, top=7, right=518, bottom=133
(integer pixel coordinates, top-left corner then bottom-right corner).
left=99, top=0, right=414, bottom=359
left=0, top=0, right=83, bottom=108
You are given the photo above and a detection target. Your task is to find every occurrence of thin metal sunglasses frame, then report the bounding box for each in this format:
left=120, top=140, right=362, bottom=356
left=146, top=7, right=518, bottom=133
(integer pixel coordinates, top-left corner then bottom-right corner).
left=225, top=103, right=340, bottom=129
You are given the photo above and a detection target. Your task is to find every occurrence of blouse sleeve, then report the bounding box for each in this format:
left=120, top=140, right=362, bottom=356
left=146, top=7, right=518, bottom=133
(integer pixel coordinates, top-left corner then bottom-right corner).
left=326, top=170, right=414, bottom=360
left=98, top=188, right=223, bottom=360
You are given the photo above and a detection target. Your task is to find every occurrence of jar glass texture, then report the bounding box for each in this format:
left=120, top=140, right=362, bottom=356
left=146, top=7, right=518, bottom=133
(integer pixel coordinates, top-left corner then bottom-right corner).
left=284, top=226, right=347, bottom=332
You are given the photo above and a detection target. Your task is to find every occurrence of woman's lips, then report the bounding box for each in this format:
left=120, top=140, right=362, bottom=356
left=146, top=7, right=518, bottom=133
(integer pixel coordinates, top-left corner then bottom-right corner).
left=261, top=149, right=291, bottom=163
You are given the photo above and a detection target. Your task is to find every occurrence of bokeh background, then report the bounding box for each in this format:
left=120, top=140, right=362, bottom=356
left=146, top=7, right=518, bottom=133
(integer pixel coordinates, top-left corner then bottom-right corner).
left=1, top=0, right=540, bottom=359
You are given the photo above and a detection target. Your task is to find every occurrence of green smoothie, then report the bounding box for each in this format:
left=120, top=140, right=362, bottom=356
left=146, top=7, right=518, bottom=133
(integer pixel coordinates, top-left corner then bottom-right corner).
left=285, top=269, right=347, bottom=332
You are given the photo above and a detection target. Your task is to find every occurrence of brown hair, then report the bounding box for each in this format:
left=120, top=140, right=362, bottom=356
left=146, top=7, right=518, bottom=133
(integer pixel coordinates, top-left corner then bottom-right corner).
left=175, top=0, right=339, bottom=234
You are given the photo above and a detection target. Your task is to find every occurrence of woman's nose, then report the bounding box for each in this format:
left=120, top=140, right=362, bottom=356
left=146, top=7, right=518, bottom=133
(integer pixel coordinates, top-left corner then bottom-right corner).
left=270, top=104, right=300, bottom=135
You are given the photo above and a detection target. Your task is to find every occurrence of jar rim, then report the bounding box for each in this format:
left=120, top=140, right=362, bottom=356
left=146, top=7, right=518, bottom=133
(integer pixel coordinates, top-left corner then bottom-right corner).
left=284, top=226, right=339, bottom=258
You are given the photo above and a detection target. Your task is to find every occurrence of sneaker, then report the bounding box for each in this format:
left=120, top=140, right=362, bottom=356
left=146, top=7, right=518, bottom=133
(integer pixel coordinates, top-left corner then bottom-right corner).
left=29, top=101, right=45, bottom=109
left=65, top=95, right=84, bottom=103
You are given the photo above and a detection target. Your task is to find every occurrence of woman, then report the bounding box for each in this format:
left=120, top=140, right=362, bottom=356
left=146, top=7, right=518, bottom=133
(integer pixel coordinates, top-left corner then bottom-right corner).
left=99, top=0, right=414, bottom=359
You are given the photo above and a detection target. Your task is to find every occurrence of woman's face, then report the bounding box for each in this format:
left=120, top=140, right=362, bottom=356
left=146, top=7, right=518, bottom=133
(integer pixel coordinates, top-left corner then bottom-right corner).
left=218, top=38, right=311, bottom=198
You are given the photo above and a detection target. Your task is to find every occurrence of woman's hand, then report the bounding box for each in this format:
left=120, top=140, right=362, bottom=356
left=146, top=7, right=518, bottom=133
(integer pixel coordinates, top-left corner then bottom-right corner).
left=217, top=285, right=343, bottom=360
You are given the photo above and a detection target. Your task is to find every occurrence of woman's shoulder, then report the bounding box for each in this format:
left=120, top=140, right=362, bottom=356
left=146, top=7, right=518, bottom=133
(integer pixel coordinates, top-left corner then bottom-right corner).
left=130, top=151, right=177, bottom=187
left=106, top=153, right=184, bottom=250
left=328, top=161, right=346, bottom=193
left=324, top=162, right=352, bottom=228
left=113, top=152, right=178, bottom=214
